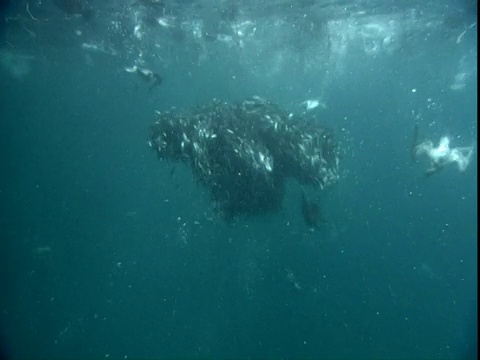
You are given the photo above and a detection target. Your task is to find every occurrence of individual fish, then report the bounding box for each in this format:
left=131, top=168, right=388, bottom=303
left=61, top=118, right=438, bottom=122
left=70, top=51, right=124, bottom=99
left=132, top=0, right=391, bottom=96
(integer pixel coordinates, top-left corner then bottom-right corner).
left=53, top=0, right=93, bottom=21
left=300, top=191, right=321, bottom=230
left=411, top=123, right=420, bottom=162
left=125, top=65, right=162, bottom=90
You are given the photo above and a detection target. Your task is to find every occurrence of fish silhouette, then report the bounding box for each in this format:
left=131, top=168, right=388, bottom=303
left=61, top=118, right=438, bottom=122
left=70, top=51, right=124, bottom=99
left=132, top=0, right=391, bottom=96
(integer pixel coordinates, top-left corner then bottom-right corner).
left=300, top=191, right=321, bottom=230
left=53, top=0, right=93, bottom=21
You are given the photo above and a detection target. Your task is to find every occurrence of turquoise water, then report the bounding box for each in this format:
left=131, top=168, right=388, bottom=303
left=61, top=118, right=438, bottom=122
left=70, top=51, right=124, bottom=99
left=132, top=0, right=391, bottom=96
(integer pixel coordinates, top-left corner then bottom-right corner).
left=0, top=1, right=477, bottom=359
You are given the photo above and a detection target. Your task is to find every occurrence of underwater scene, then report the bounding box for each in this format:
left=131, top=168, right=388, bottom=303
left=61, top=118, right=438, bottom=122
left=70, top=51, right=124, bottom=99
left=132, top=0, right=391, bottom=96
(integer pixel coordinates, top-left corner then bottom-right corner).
left=0, top=0, right=477, bottom=359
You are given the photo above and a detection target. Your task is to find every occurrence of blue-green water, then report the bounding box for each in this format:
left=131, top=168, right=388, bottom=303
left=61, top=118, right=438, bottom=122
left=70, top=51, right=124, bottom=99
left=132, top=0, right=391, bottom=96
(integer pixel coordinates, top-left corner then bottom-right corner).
left=0, top=1, right=477, bottom=359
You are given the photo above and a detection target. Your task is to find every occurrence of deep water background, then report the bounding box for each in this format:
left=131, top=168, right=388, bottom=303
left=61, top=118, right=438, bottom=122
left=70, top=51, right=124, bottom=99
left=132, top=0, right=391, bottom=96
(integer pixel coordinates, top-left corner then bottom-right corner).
left=0, top=3, right=477, bottom=360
